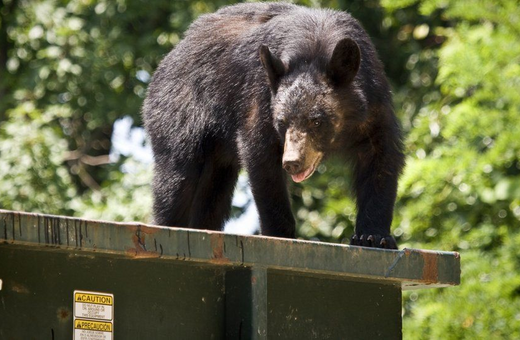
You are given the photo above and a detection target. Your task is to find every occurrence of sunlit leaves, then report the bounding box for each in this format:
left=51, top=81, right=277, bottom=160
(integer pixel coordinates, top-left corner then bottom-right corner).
left=384, top=0, right=520, bottom=337
left=0, top=103, right=76, bottom=214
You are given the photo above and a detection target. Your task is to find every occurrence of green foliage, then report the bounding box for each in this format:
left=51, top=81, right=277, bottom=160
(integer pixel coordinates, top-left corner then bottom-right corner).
left=388, top=0, right=520, bottom=337
left=73, top=159, right=153, bottom=222
left=0, top=102, right=76, bottom=214
left=0, top=0, right=239, bottom=201
left=405, top=244, right=520, bottom=339
left=1, top=0, right=520, bottom=337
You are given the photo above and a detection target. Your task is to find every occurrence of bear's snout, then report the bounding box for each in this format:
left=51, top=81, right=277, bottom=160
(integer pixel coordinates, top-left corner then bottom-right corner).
left=283, top=159, right=303, bottom=174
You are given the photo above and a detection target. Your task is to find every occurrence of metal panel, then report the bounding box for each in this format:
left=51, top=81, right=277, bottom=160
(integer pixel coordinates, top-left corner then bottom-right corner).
left=0, top=246, right=225, bottom=339
left=267, top=271, right=402, bottom=339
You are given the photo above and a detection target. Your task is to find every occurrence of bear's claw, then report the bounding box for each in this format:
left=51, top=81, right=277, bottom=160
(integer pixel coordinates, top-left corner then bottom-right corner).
left=350, top=234, right=397, bottom=249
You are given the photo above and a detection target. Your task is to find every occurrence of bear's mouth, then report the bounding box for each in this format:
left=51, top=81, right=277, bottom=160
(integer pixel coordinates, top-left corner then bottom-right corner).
left=290, top=156, right=322, bottom=183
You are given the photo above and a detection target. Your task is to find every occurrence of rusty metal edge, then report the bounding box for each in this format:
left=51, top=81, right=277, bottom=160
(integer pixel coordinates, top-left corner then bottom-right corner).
left=0, top=209, right=460, bottom=289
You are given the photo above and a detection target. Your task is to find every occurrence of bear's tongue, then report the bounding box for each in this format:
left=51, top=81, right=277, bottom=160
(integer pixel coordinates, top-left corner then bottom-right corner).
left=291, top=167, right=314, bottom=183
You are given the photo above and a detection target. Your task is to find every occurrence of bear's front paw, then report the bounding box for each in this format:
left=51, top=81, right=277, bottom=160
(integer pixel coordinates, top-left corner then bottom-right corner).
left=350, top=234, right=397, bottom=249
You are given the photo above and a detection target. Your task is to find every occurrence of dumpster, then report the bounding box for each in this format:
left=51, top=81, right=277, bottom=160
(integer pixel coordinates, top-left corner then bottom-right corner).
left=0, top=210, right=460, bottom=339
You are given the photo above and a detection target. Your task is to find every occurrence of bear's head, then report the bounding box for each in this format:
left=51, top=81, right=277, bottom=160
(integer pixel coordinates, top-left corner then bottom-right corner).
left=260, top=38, right=365, bottom=182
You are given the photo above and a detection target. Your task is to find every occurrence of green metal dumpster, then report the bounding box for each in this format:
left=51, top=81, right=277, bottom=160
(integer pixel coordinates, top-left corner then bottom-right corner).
left=0, top=210, right=460, bottom=339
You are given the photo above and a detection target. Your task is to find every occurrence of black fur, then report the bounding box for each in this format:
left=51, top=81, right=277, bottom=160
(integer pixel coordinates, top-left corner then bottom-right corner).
left=143, top=3, right=405, bottom=248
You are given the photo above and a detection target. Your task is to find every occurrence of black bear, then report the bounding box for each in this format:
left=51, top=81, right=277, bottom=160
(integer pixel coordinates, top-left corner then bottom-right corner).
left=142, top=2, right=404, bottom=249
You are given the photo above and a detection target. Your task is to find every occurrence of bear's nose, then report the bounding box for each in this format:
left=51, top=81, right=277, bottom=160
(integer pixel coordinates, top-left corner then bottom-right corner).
left=283, top=160, right=302, bottom=174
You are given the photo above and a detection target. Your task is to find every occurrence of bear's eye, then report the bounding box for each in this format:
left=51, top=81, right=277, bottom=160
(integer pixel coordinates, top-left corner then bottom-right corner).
left=312, top=119, right=321, bottom=128
left=277, top=118, right=287, bottom=127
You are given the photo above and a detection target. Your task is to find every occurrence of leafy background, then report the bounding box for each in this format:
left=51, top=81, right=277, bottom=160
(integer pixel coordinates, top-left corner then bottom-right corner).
left=1, top=0, right=519, bottom=337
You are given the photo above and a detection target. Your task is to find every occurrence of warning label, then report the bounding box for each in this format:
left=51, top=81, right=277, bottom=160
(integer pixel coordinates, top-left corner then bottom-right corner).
left=74, top=291, right=114, bottom=321
left=73, top=290, right=114, bottom=340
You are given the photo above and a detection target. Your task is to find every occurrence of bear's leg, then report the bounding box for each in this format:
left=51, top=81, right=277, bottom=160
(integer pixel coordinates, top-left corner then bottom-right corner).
left=241, top=142, right=296, bottom=238
left=188, top=159, right=240, bottom=231
left=151, top=158, right=201, bottom=228
left=350, top=135, right=404, bottom=249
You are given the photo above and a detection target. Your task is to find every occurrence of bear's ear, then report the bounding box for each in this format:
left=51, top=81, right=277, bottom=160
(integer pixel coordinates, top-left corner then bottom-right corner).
left=259, top=45, right=285, bottom=92
left=326, top=38, right=361, bottom=87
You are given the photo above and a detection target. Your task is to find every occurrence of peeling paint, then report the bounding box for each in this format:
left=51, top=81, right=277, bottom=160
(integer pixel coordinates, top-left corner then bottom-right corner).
left=57, top=307, right=71, bottom=322
left=384, top=251, right=405, bottom=278
left=125, top=224, right=159, bottom=236
left=210, top=234, right=230, bottom=264
left=126, top=227, right=160, bottom=259
left=421, top=252, right=439, bottom=283
left=11, top=282, right=30, bottom=294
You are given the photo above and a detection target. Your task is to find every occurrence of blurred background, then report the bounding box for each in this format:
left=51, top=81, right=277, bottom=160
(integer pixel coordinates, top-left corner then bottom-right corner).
left=1, top=0, right=519, bottom=337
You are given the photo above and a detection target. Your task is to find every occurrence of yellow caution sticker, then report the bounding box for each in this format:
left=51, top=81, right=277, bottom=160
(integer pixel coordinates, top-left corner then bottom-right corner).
left=75, top=292, right=113, bottom=306
left=74, top=290, right=114, bottom=321
left=74, top=320, right=113, bottom=332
